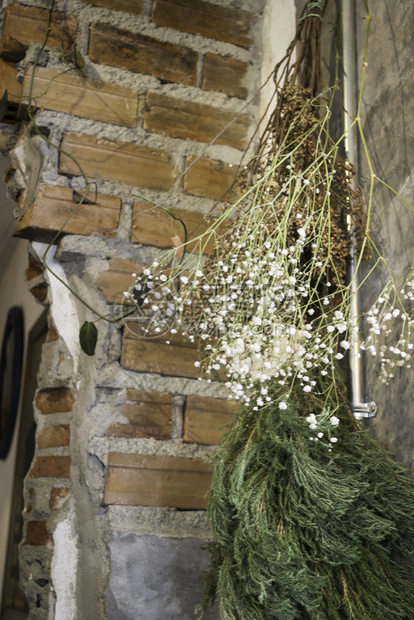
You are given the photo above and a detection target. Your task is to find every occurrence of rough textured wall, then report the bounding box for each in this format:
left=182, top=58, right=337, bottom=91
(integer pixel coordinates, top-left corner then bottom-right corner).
left=355, top=1, right=414, bottom=468
left=0, top=0, right=267, bottom=617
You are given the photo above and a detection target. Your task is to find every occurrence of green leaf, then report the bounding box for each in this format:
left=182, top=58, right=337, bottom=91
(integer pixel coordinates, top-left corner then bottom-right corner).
left=79, top=321, right=98, bottom=356
left=0, top=90, right=8, bottom=122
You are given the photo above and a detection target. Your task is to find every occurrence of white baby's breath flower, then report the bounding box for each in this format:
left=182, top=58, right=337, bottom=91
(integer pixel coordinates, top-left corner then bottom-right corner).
left=279, top=401, right=288, bottom=410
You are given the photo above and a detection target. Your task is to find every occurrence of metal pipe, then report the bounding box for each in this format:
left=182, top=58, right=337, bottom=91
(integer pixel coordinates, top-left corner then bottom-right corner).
left=341, top=0, right=376, bottom=420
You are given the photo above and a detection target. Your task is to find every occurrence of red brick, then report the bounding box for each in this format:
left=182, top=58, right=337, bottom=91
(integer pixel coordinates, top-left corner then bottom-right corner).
left=144, top=93, right=249, bottom=150
left=46, top=325, right=60, bottom=343
left=89, top=22, right=197, bottom=86
left=38, top=425, right=70, bottom=449
left=60, top=133, right=174, bottom=191
left=35, top=388, right=74, bottom=415
left=82, top=0, right=143, bottom=13
left=152, top=0, right=252, bottom=48
left=29, top=283, right=48, bottom=304
left=23, top=521, right=50, bottom=546
left=29, top=456, right=71, bottom=479
left=26, top=253, right=44, bottom=281
left=50, top=488, right=71, bottom=510
left=104, top=453, right=211, bottom=509
left=202, top=53, right=248, bottom=99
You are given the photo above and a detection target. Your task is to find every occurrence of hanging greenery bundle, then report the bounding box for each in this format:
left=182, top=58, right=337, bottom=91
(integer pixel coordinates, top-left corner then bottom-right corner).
left=200, top=367, right=414, bottom=619
left=125, top=1, right=414, bottom=617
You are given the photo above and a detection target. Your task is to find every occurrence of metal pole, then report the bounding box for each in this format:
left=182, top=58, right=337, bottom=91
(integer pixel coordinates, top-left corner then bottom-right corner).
left=341, top=0, right=376, bottom=420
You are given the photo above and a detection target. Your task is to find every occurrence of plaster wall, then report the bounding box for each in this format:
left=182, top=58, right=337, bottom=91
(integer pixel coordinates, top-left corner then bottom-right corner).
left=355, top=0, right=414, bottom=467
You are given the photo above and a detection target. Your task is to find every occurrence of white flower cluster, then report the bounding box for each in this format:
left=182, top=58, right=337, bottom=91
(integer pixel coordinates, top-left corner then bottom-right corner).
left=360, top=274, right=414, bottom=383
left=306, top=411, right=339, bottom=450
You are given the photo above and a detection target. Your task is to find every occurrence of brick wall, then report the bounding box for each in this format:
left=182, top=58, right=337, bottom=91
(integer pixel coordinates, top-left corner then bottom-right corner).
left=0, top=0, right=265, bottom=617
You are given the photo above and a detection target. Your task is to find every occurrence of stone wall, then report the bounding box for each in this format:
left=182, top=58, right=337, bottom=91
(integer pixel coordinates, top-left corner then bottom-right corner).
left=2, top=1, right=412, bottom=618
left=0, top=0, right=267, bottom=617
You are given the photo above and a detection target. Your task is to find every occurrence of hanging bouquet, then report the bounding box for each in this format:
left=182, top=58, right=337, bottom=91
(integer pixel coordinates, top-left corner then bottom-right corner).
left=126, top=1, right=414, bottom=618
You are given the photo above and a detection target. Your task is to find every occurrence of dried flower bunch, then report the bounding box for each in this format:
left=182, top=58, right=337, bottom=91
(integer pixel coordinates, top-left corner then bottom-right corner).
left=128, top=3, right=413, bottom=408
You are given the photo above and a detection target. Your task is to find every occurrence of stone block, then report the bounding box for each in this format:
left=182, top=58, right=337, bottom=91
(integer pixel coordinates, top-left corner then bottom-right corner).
left=152, top=0, right=252, bottom=48
left=29, top=456, right=71, bottom=479
left=82, top=0, right=143, bottom=13
left=50, top=488, right=71, bottom=510
left=121, top=323, right=202, bottom=379
left=14, top=185, right=122, bottom=243
left=35, top=388, right=74, bottom=415
left=23, top=521, right=50, bottom=546
left=108, top=390, right=173, bottom=439
left=0, top=5, right=76, bottom=55
left=106, top=534, right=217, bottom=619
left=202, top=53, right=248, bottom=99
left=183, top=155, right=240, bottom=200
left=60, top=133, right=174, bottom=191
left=144, top=92, right=249, bottom=150
left=96, top=258, right=144, bottom=304
left=38, top=425, right=70, bottom=449
left=132, top=201, right=229, bottom=254
left=89, top=22, right=197, bottom=86
left=183, top=395, right=238, bottom=445
left=104, top=454, right=211, bottom=509
left=21, top=67, right=138, bottom=126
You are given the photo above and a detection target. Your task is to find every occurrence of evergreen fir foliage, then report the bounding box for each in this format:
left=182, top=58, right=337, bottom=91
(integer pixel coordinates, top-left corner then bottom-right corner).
left=200, top=369, right=414, bottom=619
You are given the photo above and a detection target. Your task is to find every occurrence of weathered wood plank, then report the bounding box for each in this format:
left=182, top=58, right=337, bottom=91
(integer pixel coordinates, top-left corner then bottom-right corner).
left=21, top=67, right=138, bottom=126
left=131, top=202, right=228, bottom=254
left=202, top=53, right=248, bottom=99
left=104, top=453, right=211, bottom=509
left=0, top=60, right=22, bottom=100
left=152, top=0, right=252, bottom=48
left=14, top=185, right=121, bottom=243
left=89, top=22, right=197, bottom=86
left=96, top=258, right=144, bottom=304
left=183, top=155, right=240, bottom=201
left=0, top=5, right=76, bottom=54
left=60, top=133, right=174, bottom=191
left=183, top=395, right=239, bottom=445
left=144, top=92, right=249, bottom=150
left=108, top=390, right=173, bottom=439
left=121, top=322, right=203, bottom=379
